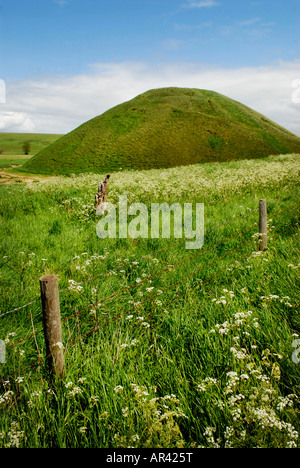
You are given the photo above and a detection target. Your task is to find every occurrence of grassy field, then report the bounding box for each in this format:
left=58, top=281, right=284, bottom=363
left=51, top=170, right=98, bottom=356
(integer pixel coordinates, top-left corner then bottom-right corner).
left=0, top=133, right=63, bottom=157
left=21, top=88, right=300, bottom=175
left=0, top=154, right=32, bottom=169
left=0, top=153, right=299, bottom=448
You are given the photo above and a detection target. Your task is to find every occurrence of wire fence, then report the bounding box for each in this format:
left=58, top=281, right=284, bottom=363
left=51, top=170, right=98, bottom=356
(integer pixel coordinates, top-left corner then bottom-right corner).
left=1, top=200, right=299, bottom=319
left=0, top=198, right=299, bottom=385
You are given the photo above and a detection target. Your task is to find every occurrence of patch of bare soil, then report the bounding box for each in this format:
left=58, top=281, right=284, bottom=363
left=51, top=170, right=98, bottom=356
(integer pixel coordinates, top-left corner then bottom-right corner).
left=0, top=170, right=56, bottom=185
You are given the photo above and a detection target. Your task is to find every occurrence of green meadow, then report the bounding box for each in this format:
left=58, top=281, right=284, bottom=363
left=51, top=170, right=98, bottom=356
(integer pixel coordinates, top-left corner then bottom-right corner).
left=0, top=153, right=299, bottom=448
left=0, top=133, right=63, bottom=168
left=0, top=131, right=62, bottom=170
left=0, top=154, right=32, bottom=169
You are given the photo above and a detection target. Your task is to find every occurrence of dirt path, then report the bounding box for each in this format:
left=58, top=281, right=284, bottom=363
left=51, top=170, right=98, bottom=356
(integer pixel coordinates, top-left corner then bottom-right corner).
left=0, top=168, right=56, bottom=185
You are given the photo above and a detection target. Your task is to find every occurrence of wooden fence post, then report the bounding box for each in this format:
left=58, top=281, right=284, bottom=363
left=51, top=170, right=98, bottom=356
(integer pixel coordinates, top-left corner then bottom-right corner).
left=95, top=174, right=111, bottom=215
left=259, top=199, right=268, bottom=251
left=39, top=275, right=64, bottom=379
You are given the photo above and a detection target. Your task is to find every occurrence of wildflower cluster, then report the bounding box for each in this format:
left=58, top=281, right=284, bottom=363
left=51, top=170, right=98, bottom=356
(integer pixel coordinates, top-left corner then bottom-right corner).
left=124, top=314, right=151, bottom=330
left=71, top=250, right=108, bottom=276
left=288, top=263, right=300, bottom=270
left=209, top=309, right=259, bottom=337
left=120, top=338, right=140, bottom=350
left=3, top=331, right=17, bottom=345
left=212, top=288, right=235, bottom=306
left=64, top=378, right=88, bottom=399
left=59, top=197, right=94, bottom=221
left=198, top=307, right=299, bottom=448
left=68, top=279, right=84, bottom=292
left=0, top=390, right=14, bottom=408
left=0, top=421, right=25, bottom=448
left=260, top=294, right=293, bottom=308
left=26, top=154, right=300, bottom=207
left=113, top=383, right=188, bottom=448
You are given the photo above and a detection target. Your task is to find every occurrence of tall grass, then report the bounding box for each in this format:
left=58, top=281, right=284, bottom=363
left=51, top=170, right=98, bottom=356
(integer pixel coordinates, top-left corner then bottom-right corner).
left=0, top=154, right=299, bottom=448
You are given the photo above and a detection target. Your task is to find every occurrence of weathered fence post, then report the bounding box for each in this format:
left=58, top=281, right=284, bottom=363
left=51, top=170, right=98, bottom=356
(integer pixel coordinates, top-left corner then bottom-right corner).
left=95, top=173, right=111, bottom=215
left=259, top=199, right=268, bottom=251
left=39, top=275, right=64, bottom=379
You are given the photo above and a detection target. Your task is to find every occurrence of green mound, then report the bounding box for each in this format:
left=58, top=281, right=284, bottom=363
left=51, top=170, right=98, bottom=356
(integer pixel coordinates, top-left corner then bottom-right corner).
left=21, top=87, right=300, bottom=175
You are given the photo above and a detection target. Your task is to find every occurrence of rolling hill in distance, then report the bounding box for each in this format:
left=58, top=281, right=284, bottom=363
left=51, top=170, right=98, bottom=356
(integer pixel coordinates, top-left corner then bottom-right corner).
left=18, top=87, right=300, bottom=175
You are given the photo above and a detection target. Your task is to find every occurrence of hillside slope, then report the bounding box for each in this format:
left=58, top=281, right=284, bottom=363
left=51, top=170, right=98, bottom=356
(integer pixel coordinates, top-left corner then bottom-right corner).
left=21, top=87, right=300, bottom=175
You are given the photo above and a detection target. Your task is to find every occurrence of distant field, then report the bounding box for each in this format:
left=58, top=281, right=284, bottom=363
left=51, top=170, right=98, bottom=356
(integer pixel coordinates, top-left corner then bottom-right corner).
left=0, top=154, right=31, bottom=168
left=0, top=132, right=63, bottom=156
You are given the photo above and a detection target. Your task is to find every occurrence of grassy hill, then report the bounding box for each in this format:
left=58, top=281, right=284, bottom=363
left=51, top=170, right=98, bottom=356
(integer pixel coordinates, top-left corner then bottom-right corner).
left=21, top=87, right=300, bottom=175
left=0, top=132, right=63, bottom=156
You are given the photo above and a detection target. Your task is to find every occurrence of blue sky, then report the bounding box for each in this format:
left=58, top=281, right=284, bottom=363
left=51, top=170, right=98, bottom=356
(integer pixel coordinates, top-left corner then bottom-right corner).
left=1, top=0, right=299, bottom=80
left=0, top=0, right=299, bottom=134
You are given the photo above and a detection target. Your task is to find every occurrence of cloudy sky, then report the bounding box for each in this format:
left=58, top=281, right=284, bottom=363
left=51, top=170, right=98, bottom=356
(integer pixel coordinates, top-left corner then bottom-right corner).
left=0, top=0, right=300, bottom=135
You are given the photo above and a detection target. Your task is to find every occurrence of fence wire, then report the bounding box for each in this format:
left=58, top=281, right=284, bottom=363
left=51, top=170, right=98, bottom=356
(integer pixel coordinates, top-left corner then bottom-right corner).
left=1, top=200, right=298, bottom=319
left=0, top=200, right=299, bottom=385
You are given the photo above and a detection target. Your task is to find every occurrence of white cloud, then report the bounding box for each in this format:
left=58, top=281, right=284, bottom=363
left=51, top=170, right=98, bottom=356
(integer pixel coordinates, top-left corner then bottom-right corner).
left=183, top=0, right=220, bottom=8
left=54, top=0, right=68, bottom=7
left=174, top=22, right=213, bottom=31
left=0, top=112, right=36, bottom=132
left=162, top=38, right=195, bottom=50
left=0, top=60, right=299, bottom=136
left=237, top=17, right=262, bottom=26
